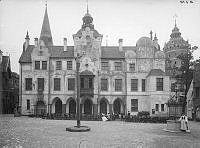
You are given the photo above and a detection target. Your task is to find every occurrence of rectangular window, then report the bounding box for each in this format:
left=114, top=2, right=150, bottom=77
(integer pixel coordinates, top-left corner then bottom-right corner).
left=156, top=104, right=159, bottom=111
left=115, top=79, right=122, bottom=91
left=101, top=61, right=109, bottom=71
left=56, top=61, right=62, bottom=70
left=68, top=78, right=75, bottom=90
left=161, top=104, right=164, bottom=111
left=196, top=87, right=200, bottom=97
left=54, top=78, right=61, bottom=91
left=115, top=62, right=122, bottom=71
left=156, top=78, right=163, bottom=91
left=67, top=61, right=72, bottom=70
left=27, top=99, right=30, bottom=110
left=131, top=79, right=138, bottom=91
left=101, top=78, right=108, bottom=91
left=35, top=61, right=40, bottom=70
left=142, top=79, right=146, bottom=92
left=131, top=99, right=138, bottom=112
left=89, top=78, right=93, bottom=89
left=81, top=78, right=84, bottom=88
left=37, top=78, right=44, bottom=91
left=25, top=78, right=32, bottom=91
left=42, top=61, right=47, bottom=70
left=129, top=63, right=135, bottom=72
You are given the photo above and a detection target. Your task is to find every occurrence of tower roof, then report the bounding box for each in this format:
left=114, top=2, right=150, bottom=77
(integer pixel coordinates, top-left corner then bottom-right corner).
left=39, top=5, right=53, bottom=46
left=163, top=20, right=190, bottom=52
left=82, top=2, right=94, bottom=29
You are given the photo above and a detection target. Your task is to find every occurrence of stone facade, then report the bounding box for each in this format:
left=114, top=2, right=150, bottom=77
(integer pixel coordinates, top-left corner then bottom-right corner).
left=19, top=6, right=170, bottom=116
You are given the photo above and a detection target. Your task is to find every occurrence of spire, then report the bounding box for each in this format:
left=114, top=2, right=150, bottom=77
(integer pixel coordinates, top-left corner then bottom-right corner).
left=86, top=0, right=89, bottom=14
left=154, top=33, right=158, bottom=41
left=82, top=0, right=94, bottom=29
left=40, top=2, right=53, bottom=46
left=170, top=14, right=181, bottom=39
left=174, top=14, right=178, bottom=27
left=25, top=31, right=29, bottom=39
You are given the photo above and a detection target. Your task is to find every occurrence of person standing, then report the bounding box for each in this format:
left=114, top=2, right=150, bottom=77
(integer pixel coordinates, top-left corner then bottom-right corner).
left=179, top=114, right=190, bottom=132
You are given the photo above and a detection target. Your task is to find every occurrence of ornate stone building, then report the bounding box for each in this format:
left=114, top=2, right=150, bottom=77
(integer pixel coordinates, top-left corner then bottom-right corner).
left=19, top=6, right=170, bottom=116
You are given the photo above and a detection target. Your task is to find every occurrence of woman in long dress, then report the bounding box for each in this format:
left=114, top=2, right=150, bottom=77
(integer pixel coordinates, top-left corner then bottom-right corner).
left=102, top=113, right=108, bottom=122
left=179, top=114, right=190, bottom=132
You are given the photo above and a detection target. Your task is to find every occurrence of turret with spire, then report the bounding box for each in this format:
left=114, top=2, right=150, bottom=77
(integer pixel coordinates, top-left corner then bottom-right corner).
left=39, top=2, right=53, bottom=46
left=82, top=2, right=94, bottom=29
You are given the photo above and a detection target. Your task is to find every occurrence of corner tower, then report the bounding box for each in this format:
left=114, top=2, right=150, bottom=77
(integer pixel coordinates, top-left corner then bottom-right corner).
left=163, top=20, right=190, bottom=77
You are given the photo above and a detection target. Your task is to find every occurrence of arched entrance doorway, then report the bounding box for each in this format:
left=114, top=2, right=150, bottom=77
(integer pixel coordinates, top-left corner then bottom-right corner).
left=36, top=101, right=46, bottom=115
left=69, top=99, right=76, bottom=114
left=113, top=99, right=121, bottom=114
left=100, top=99, right=107, bottom=114
left=55, top=99, right=62, bottom=114
left=84, top=99, right=92, bottom=115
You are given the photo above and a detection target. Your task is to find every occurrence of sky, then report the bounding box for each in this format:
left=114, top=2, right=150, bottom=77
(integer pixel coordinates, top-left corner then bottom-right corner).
left=0, top=0, right=200, bottom=73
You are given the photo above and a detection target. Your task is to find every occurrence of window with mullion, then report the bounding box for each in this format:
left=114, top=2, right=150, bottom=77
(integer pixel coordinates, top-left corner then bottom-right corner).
left=56, top=61, right=62, bottom=70
left=131, top=79, right=138, bottom=91
left=131, top=99, right=138, bottom=112
left=115, top=62, right=122, bottom=71
left=37, top=78, right=44, bottom=91
left=115, top=79, right=122, bottom=91
left=129, top=63, right=135, bottom=72
left=42, top=61, right=47, bottom=70
left=68, top=78, right=75, bottom=90
left=101, top=78, right=108, bottom=91
left=35, top=61, right=40, bottom=70
left=25, top=78, right=32, bottom=91
left=156, top=78, right=163, bottom=91
left=101, top=61, right=109, bottom=71
left=89, top=78, right=93, bottom=89
left=54, top=78, right=61, bottom=91
left=67, top=61, right=72, bottom=70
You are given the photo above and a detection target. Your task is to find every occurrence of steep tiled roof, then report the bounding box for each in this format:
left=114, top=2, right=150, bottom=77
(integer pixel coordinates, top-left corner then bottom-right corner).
left=19, top=45, right=136, bottom=62
left=19, top=45, right=74, bottom=63
left=101, top=46, right=125, bottom=59
left=147, top=69, right=166, bottom=77
left=48, top=46, right=74, bottom=58
left=19, top=45, right=34, bottom=63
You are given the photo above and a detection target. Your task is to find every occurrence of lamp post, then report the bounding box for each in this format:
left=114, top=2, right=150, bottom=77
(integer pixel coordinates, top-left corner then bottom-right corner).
left=66, top=53, right=90, bottom=132
left=76, top=54, right=81, bottom=128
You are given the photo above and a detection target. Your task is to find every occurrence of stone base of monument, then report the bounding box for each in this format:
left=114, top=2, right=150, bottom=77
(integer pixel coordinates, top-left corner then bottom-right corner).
left=163, top=120, right=181, bottom=133
left=66, top=126, right=91, bottom=132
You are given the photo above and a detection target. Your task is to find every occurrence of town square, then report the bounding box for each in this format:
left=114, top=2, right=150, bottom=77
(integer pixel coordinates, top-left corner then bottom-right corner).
left=0, top=0, right=200, bottom=147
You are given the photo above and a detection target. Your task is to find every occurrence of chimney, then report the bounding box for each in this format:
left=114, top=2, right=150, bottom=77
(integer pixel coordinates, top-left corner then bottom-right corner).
left=0, top=50, right=3, bottom=64
left=34, top=38, right=38, bottom=47
left=118, top=38, right=123, bottom=51
left=64, top=38, right=67, bottom=51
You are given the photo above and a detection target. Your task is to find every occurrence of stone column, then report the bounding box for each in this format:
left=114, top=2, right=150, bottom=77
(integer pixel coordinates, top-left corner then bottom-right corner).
left=93, top=104, right=98, bottom=115
left=62, top=104, right=66, bottom=114
left=109, top=104, right=113, bottom=114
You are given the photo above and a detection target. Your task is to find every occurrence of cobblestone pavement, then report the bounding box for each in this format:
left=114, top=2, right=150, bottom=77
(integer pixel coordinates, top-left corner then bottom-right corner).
left=0, top=116, right=200, bottom=148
